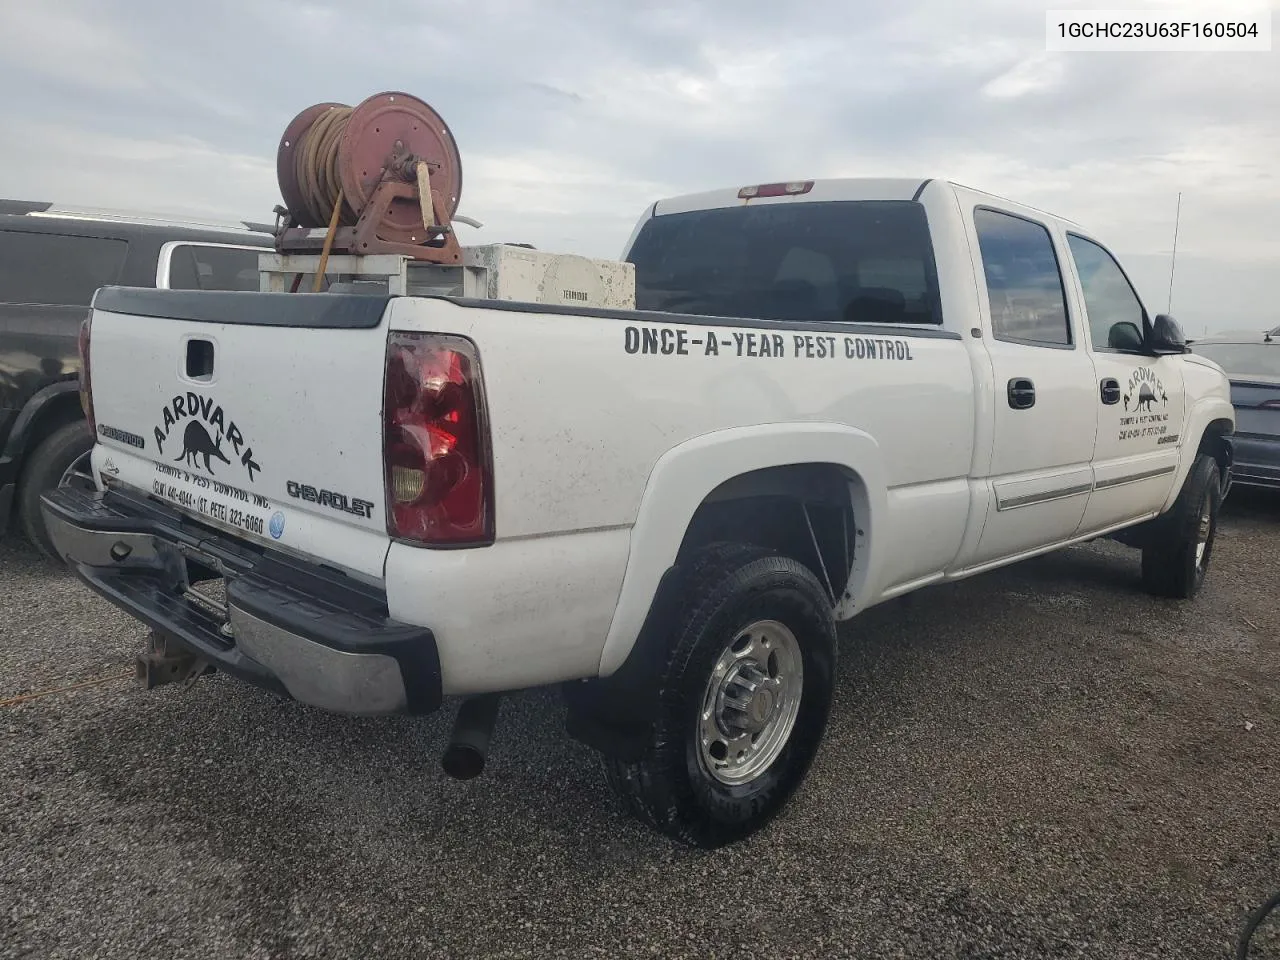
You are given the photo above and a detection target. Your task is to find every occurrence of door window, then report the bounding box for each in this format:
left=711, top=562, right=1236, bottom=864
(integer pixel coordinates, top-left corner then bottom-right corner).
left=1066, top=234, right=1147, bottom=352
left=973, top=209, right=1071, bottom=347
left=0, top=230, right=128, bottom=305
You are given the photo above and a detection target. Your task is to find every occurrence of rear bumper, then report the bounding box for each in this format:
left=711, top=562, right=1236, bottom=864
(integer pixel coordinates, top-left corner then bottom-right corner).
left=40, top=485, right=441, bottom=716
left=1227, top=435, right=1280, bottom=489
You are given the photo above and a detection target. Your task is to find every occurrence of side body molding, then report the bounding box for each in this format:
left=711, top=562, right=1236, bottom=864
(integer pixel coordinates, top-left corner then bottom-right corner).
left=597, top=421, right=887, bottom=676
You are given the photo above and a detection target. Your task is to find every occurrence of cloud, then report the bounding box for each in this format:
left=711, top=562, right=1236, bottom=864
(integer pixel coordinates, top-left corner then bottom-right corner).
left=0, top=0, right=1276, bottom=331
left=982, top=54, right=1066, bottom=99
left=0, top=0, right=146, bottom=91
left=4, top=118, right=276, bottom=224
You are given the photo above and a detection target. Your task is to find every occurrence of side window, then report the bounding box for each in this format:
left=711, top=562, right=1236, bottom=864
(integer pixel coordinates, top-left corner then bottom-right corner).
left=0, top=230, right=128, bottom=306
left=166, top=244, right=262, bottom=292
left=1066, top=234, right=1146, bottom=351
left=973, top=208, right=1071, bottom=346
left=166, top=246, right=201, bottom=290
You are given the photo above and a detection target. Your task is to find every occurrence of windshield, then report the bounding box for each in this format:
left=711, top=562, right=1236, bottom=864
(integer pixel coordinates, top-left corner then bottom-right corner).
left=626, top=200, right=942, bottom=326
left=1192, top=342, right=1280, bottom=381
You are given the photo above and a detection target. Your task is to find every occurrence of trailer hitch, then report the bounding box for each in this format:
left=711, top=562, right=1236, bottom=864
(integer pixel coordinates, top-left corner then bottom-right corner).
left=135, top=631, right=213, bottom=691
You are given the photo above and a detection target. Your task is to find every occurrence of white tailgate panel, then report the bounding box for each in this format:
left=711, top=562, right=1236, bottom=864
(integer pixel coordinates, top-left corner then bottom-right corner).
left=88, top=309, right=391, bottom=580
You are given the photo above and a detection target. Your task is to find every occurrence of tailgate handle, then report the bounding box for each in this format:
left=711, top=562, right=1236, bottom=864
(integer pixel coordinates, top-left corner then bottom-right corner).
left=186, top=338, right=215, bottom=381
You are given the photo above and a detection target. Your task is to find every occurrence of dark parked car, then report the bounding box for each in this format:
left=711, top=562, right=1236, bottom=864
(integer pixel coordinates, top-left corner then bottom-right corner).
left=1190, top=331, right=1280, bottom=490
left=0, top=201, right=275, bottom=557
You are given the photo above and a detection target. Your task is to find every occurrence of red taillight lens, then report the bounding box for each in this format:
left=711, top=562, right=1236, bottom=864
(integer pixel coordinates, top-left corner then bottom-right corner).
left=383, top=332, right=493, bottom=546
left=738, top=181, right=814, bottom=199
left=78, top=313, right=95, bottom=433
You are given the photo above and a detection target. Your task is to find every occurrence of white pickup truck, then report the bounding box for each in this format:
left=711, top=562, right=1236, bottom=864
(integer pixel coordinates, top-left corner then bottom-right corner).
left=42, top=177, right=1235, bottom=848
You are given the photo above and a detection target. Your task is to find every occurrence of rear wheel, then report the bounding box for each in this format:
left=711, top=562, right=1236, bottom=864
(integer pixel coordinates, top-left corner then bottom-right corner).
left=1140, top=453, right=1221, bottom=599
left=603, top=542, right=837, bottom=848
left=17, top=419, right=95, bottom=560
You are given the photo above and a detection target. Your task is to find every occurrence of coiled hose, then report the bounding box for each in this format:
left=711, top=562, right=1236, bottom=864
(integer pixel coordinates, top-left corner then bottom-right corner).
left=293, top=105, right=353, bottom=228
left=290, top=105, right=352, bottom=290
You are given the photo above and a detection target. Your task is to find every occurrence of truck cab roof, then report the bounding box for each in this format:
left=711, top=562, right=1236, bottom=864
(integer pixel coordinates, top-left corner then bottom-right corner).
left=649, top=178, right=1079, bottom=228
left=0, top=199, right=276, bottom=239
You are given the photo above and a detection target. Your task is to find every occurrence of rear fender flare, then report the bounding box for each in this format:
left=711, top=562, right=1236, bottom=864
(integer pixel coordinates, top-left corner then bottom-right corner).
left=597, top=421, right=886, bottom=676
left=1, top=379, right=82, bottom=471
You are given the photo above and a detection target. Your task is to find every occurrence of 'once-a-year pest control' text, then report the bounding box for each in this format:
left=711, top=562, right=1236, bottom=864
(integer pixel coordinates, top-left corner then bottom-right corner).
left=624, top=326, right=914, bottom=361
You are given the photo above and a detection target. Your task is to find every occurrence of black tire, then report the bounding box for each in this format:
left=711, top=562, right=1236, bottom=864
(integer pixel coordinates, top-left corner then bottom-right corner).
left=603, top=542, right=837, bottom=848
left=1140, top=453, right=1222, bottom=599
left=16, top=419, right=95, bottom=560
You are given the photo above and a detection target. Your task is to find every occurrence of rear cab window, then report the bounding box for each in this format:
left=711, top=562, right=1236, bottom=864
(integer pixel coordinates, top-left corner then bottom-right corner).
left=163, top=243, right=264, bottom=291
left=626, top=200, right=943, bottom=326
left=0, top=229, right=128, bottom=305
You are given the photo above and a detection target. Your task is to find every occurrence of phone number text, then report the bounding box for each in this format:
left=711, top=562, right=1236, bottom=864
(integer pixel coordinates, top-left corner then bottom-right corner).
left=152, top=480, right=264, bottom=536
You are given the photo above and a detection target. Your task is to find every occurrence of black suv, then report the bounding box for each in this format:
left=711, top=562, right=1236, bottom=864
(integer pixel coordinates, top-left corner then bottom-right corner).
left=0, top=201, right=275, bottom=557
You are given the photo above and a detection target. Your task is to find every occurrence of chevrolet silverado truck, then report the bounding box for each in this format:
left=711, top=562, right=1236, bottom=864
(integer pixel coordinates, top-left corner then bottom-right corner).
left=41, top=178, right=1235, bottom=847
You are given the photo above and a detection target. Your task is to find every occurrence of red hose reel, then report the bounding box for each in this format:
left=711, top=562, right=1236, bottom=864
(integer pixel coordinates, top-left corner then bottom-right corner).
left=274, top=91, right=464, bottom=263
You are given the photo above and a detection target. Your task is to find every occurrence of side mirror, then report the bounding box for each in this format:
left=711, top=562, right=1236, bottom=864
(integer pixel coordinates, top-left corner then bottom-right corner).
left=1107, top=321, right=1144, bottom=352
left=1146, top=313, right=1187, bottom=355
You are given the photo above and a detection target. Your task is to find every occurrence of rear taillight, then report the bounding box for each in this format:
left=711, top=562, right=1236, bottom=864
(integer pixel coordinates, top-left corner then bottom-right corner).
left=382, top=332, right=493, bottom=546
left=738, top=181, right=814, bottom=199
left=78, top=312, right=95, bottom=433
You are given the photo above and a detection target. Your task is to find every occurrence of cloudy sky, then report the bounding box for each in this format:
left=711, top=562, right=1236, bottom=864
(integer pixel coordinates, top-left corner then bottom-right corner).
left=2, top=0, right=1276, bottom=335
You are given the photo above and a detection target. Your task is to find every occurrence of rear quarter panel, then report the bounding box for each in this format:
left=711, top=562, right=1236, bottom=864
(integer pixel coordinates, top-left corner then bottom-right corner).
left=388, top=298, right=975, bottom=537
left=385, top=297, right=976, bottom=687
left=0, top=302, right=83, bottom=446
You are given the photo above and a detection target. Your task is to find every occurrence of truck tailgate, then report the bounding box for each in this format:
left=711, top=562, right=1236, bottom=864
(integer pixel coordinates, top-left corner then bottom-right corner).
left=85, top=287, right=392, bottom=580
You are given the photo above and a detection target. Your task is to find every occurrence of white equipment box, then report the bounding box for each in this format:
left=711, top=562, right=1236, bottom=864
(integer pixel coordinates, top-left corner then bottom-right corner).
left=259, top=244, right=636, bottom=310
left=463, top=245, right=635, bottom=309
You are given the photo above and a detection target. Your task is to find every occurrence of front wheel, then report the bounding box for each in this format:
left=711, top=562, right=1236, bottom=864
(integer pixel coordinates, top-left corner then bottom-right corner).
left=1140, top=453, right=1222, bottom=599
left=603, top=543, right=837, bottom=848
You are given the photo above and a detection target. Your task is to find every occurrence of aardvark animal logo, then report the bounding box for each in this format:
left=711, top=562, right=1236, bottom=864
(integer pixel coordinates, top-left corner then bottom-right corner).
left=1123, top=368, right=1168, bottom=413
left=153, top=392, right=262, bottom=482
left=175, top=421, right=232, bottom=474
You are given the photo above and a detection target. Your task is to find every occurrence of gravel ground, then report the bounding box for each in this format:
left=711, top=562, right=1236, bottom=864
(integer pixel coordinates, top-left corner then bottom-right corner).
left=2, top=492, right=1278, bottom=959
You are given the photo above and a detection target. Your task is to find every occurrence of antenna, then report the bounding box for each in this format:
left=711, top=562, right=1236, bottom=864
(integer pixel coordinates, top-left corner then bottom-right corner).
left=1166, top=191, right=1181, bottom=313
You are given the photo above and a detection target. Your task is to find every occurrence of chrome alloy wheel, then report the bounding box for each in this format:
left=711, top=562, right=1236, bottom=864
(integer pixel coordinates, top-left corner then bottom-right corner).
left=1195, top=488, right=1213, bottom=570
left=698, top=619, right=804, bottom=785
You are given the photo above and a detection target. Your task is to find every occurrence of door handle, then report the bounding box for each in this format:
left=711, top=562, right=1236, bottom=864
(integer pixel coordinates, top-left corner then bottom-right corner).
left=1007, top=377, right=1036, bottom=410
left=1100, top=377, right=1120, bottom=405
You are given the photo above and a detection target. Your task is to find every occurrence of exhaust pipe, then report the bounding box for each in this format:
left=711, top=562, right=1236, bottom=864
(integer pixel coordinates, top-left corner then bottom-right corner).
left=441, top=694, right=501, bottom=780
